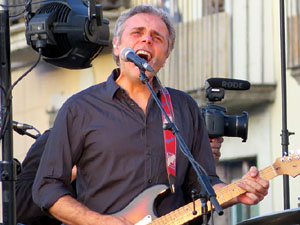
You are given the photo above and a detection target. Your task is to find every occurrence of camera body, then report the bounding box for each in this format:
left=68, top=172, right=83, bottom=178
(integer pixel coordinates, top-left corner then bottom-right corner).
left=201, top=78, right=250, bottom=142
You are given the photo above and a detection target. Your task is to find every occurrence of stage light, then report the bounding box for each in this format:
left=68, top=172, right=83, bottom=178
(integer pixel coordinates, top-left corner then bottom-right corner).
left=25, top=0, right=110, bottom=69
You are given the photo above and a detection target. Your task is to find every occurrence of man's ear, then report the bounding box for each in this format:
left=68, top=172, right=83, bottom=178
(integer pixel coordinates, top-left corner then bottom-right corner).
left=161, top=52, right=170, bottom=67
left=166, top=52, right=170, bottom=60
left=113, top=37, right=120, bottom=57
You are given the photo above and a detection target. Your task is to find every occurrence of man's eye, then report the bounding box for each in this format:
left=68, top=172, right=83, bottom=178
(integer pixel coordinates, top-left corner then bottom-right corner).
left=154, top=36, right=162, bottom=42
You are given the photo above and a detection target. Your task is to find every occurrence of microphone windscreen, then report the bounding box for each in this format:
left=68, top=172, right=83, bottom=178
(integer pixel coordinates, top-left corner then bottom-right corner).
left=206, top=78, right=251, bottom=90
left=120, top=47, right=134, bottom=62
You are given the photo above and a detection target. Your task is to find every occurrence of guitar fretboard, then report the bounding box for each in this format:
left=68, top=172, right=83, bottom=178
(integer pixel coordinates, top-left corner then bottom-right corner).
left=150, top=165, right=278, bottom=225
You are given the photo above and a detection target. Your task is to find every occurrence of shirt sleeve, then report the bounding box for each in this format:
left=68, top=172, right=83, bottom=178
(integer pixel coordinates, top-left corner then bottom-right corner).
left=32, top=101, right=82, bottom=210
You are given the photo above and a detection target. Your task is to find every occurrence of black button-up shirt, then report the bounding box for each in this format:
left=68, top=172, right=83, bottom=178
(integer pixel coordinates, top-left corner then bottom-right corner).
left=33, top=69, right=222, bottom=216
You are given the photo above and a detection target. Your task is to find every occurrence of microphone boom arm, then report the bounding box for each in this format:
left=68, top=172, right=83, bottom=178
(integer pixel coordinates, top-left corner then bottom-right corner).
left=138, top=69, right=224, bottom=219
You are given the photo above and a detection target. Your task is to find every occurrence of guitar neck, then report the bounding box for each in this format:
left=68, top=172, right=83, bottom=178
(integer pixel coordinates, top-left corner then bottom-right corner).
left=216, top=165, right=277, bottom=204
left=150, top=165, right=278, bottom=225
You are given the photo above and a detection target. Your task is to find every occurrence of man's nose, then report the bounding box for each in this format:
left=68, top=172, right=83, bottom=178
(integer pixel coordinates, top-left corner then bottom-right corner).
left=142, top=34, right=153, bottom=44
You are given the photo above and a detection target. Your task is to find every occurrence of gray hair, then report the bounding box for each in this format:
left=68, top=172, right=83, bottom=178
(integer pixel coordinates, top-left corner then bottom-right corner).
left=112, top=5, right=176, bottom=65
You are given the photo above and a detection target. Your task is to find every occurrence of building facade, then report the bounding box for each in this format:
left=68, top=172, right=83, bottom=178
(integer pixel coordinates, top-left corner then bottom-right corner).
left=1, top=0, right=300, bottom=224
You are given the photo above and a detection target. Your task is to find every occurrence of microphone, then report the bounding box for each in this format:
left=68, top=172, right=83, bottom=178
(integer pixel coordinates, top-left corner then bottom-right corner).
left=1, top=119, right=33, bottom=130
left=120, top=47, right=155, bottom=73
left=1, top=119, right=33, bottom=136
left=12, top=121, right=33, bottom=130
left=12, top=121, right=34, bottom=136
left=205, top=78, right=251, bottom=91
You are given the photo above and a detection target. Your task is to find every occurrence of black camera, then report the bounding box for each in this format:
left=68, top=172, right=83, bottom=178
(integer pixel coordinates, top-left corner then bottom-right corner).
left=201, top=78, right=250, bottom=142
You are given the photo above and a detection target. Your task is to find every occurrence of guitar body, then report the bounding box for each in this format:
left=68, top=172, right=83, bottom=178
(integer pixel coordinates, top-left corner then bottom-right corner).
left=113, top=185, right=169, bottom=224
left=111, top=154, right=300, bottom=225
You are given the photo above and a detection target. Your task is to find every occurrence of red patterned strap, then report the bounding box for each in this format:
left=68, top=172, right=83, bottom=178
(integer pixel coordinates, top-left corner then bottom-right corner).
left=160, top=88, right=176, bottom=193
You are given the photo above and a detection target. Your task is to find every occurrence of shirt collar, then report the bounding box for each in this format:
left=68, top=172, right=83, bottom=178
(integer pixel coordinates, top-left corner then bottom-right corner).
left=106, top=68, right=121, bottom=100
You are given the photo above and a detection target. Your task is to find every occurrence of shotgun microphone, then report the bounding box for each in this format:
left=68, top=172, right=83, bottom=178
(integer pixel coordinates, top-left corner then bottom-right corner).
left=205, top=78, right=251, bottom=91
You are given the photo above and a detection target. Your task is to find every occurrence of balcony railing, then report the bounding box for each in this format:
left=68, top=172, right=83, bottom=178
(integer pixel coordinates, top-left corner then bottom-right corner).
left=131, top=0, right=275, bottom=92
left=286, top=0, right=300, bottom=69
left=8, top=0, right=277, bottom=94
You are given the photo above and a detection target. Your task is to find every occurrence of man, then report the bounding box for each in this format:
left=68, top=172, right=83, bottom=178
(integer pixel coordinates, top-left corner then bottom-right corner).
left=210, top=137, right=223, bottom=164
left=17, top=134, right=222, bottom=224
left=32, top=5, right=269, bottom=225
left=16, top=130, right=60, bottom=225
left=16, top=130, right=77, bottom=225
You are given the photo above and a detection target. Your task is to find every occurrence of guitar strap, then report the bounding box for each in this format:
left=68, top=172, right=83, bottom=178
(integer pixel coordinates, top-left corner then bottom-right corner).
left=160, top=88, right=176, bottom=193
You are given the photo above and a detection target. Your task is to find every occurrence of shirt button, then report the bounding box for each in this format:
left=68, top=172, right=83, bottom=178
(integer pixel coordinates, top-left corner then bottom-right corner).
left=148, top=179, right=152, bottom=184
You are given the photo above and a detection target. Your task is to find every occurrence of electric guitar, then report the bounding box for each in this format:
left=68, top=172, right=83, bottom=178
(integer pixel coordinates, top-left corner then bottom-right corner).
left=113, top=154, right=300, bottom=225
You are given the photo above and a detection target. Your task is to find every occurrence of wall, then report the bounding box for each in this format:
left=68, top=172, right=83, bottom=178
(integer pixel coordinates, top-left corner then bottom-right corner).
left=12, top=52, right=116, bottom=162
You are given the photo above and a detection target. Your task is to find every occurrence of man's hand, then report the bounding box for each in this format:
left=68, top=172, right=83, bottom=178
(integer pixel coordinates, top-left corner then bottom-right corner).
left=236, top=166, right=269, bottom=205
left=71, top=166, right=77, bottom=182
left=213, top=166, right=269, bottom=208
left=210, top=137, right=224, bottom=164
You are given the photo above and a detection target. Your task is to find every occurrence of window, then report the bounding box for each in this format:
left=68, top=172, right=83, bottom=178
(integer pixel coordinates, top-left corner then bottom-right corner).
left=202, top=0, right=225, bottom=16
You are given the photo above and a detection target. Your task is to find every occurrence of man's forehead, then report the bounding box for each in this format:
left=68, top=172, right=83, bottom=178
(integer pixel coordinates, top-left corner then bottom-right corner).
left=125, top=13, right=165, bottom=28
left=123, top=13, right=169, bottom=35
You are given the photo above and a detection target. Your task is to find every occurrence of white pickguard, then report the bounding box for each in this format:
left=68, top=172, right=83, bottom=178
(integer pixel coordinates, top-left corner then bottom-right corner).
left=135, top=215, right=152, bottom=225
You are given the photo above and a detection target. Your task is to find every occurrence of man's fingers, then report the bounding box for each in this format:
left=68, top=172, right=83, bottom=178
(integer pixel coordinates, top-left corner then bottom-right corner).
left=239, top=178, right=269, bottom=195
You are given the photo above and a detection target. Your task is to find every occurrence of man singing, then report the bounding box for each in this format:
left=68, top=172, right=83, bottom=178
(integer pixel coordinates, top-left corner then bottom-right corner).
left=32, top=5, right=269, bottom=225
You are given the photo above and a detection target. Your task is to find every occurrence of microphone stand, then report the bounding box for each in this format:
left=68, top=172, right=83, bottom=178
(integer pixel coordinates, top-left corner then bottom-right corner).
left=279, top=0, right=292, bottom=210
left=139, top=69, right=223, bottom=223
left=0, top=1, right=17, bottom=224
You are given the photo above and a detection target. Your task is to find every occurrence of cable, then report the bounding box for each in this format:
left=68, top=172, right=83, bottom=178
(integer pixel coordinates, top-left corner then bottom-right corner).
left=9, top=9, right=26, bottom=18
left=0, top=0, right=52, bottom=8
left=7, top=48, right=42, bottom=99
left=33, top=126, right=41, bottom=136
left=13, top=125, right=41, bottom=139
left=0, top=0, right=53, bottom=18
left=0, top=49, right=42, bottom=140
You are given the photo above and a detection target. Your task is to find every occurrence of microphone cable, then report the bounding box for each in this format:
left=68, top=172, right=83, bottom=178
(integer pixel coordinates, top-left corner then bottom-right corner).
left=0, top=48, right=42, bottom=140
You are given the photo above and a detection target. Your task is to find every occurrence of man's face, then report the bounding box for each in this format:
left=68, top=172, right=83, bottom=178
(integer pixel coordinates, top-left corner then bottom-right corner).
left=114, top=13, right=170, bottom=79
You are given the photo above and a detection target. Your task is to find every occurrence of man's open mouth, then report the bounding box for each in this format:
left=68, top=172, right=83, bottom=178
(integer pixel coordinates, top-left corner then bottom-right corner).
left=136, top=50, right=152, bottom=62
